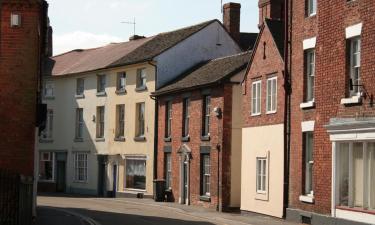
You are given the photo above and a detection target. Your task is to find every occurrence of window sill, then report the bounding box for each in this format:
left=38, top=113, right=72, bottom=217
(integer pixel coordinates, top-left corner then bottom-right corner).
left=114, top=137, right=126, bottom=142
left=336, top=206, right=375, bottom=216
left=266, top=110, right=277, bottom=115
left=39, top=139, right=53, bottom=143
left=134, top=136, right=146, bottom=142
left=251, top=113, right=261, bottom=117
left=96, top=92, right=107, bottom=97
left=181, top=136, right=190, bottom=142
left=73, top=180, right=88, bottom=184
left=199, top=195, right=211, bottom=202
left=75, top=94, right=85, bottom=99
left=306, top=13, right=317, bottom=18
left=95, top=138, right=105, bottom=142
left=74, top=138, right=84, bottom=142
left=300, top=101, right=315, bottom=109
left=43, top=96, right=55, bottom=100
left=135, top=86, right=147, bottom=92
left=299, top=195, right=314, bottom=204
left=341, top=96, right=362, bottom=105
left=164, top=137, right=172, bottom=142
left=201, top=136, right=210, bottom=141
left=115, top=89, right=127, bottom=95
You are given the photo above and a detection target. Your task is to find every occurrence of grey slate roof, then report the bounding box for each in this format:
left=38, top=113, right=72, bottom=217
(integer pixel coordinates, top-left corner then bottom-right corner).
left=239, top=33, right=258, bottom=51
left=45, top=20, right=217, bottom=76
left=153, top=51, right=251, bottom=96
left=265, top=19, right=284, bottom=57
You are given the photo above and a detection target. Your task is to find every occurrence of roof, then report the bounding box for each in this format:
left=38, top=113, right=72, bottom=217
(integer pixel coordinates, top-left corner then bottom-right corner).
left=265, top=19, right=284, bottom=57
left=153, top=51, right=251, bottom=96
left=239, top=33, right=258, bottom=51
left=46, top=20, right=217, bottom=77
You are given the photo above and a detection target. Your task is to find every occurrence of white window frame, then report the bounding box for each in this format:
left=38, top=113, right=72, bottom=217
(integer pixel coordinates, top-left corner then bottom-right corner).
left=97, top=75, right=106, bottom=93
left=44, top=81, right=54, bottom=98
left=266, top=77, right=277, bottom=114
left=96, top=106, right=105, bottom=138
left=74, top=153, right=88, bottom=183
left=165, top=101, right=172, bottom=139
left=75, top=108, right=84, bottom=139
left=116, top=104, right=125, bottom=138
left=306, top=49, right=315, bottom=102
left=136, top=103, right=145, bottom=137
left=39, top=152, right=55, bottom=182
left=349, top=37, right=361, bottom=97
left=124, top=156, right=147, bottom=191
left=307, top=0, right=317, bottom=17
left=183, top=98, right=190, bottom=138
left=256, top=157, right=267, bottom=194
left=76, top=78, right=84, bottom=96
left=165, top=153, right=172, bottom=190
left=201, top=154, right=211, bottom=196
left=251, top=80, right=261, bottom=116
left=41, top=109, right=53, bottom=140
left=136, top=68, right=147, bottom=89
left=202, top=95, right=211, bottom=137
left=117, top=72, right=127, bottom=92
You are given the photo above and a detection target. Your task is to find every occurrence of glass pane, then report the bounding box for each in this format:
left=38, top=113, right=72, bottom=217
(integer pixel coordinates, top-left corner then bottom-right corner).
left=257, top=160, right=261, bottom=191
left=126, top=159, right=146, bottom=190
left=257, top=83, right=261, bottom=113
left=339, top=143, right=350, bottom=206
left=353, top=143, right=364, bottom=207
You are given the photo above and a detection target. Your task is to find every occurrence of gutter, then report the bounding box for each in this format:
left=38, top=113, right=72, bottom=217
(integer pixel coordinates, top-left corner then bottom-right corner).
left=148, top=61, right=158, bottom=181
left=283, top=0, right=291, bottom=218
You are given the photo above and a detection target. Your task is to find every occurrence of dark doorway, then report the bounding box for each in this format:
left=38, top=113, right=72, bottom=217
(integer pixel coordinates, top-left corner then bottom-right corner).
left=112, top=164, right=117, bottom=198
left=56, top=161, right=66, bottom=192
left=98, top=161, right=106, bottom=197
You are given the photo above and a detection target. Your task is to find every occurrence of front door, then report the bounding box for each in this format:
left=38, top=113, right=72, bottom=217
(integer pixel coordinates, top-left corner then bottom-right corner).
left=182, top=158, right=189, bottom=205
left=112, top=164, right=117, bottom=198
left=56, top=161, right=66, bottom=192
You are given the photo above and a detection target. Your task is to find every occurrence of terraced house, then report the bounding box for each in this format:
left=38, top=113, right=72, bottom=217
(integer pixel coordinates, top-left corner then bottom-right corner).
left=38, top=19, right=241, bottom=197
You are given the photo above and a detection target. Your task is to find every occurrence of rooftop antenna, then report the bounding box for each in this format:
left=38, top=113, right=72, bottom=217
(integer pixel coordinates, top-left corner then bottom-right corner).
left=121, top=18, right=136, bottom=36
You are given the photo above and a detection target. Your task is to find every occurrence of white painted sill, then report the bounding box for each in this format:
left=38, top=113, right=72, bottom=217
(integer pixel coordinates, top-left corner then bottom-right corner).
left=300, top=101, right=315, bottom=109
left=251, top=112, right=261, bottom=117
left=266, top=110, right=277, bottom=115
left=299, top=195, right=315, bottom=203
left=341, top=96, right=362, bottom=105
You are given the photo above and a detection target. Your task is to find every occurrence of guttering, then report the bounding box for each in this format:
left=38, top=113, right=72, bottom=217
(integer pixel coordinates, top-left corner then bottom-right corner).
left=148, top=61, right=158, bottom=181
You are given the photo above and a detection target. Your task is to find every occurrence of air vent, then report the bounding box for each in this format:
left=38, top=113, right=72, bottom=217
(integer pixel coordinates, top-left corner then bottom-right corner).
left=301, top=215, right=312, bottom=224
left=10, top=13, right=21, bottom=27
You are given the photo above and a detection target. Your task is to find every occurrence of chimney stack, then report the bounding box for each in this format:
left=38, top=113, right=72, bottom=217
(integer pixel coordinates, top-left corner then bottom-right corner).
left=46, top=25, right=53, bottom=57
left=258, top=0, right=284, bottom=28
left=223, top=2, right=241, bottom=44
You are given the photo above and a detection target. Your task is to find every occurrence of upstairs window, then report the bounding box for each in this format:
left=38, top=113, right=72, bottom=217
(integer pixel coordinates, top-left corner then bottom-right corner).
left=165, top=101, right=172, bottom=139
left=75, top=108, right=84, bottom=139
left=202, top=96, right=211, bottom=137
left=136, top=68, right=147, bottom=90
left=116, top=105, right=125, bottom=138
left=305, top=49, right=315, bottom=102
left=307, top=0, right=317, bottom=16
left=251, top=81, right=261, bottom=115
left=41, top=109, right=53, bottom=140
left=96, top=106, right=105, bottom=138
left=76, top=78, right=84, bottom=96
left=266, top=77, right=277, bottom=113
left=349, top=37, right=361, bottom=97
left=97, top=75, right=106, bottom=93
left=44, top=81, right=54, bottom=98
left=182, top=98, right=190, bottom=138
left=136, top=103, right=145, bottom=137
left=117, top=72, right=126, bottom=92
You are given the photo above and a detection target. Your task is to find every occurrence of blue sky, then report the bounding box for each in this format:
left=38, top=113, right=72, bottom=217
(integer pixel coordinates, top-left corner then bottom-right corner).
left=48, top=0, right=259, bottom=55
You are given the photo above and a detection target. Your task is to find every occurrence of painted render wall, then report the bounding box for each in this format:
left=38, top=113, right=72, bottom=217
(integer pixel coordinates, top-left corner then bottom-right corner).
left=241, top=124, right=284, bottom=218
left=155, top=21, right=241, bottom=89
left=39, top=63, right=156, bottom=195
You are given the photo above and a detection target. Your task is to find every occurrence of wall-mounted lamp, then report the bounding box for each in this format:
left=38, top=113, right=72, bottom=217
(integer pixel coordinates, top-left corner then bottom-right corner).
left=92, top=115, right=96, bottom=122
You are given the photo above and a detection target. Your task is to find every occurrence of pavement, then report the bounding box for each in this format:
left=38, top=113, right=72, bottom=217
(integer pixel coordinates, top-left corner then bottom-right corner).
left=36, top=194, right=300, bottom=225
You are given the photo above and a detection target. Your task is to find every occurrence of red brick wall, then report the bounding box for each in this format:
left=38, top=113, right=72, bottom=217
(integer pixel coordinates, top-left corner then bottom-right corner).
left=0, top=1, right=45, bottom=176
left=258, top=0, right=284, bottom=27
left=157, top=84, right=234, bottom=210
left=242, top=24, right=285, bottom=128
left=289, top=0, right=375, bottom=215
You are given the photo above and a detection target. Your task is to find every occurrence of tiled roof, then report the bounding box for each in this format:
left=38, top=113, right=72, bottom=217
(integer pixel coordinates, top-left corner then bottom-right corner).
left=265, top=19, right=284, bottom=57
left=45, top=20, right=217, bottom=77
left=239, top=33, right=258, bottom=51
left=153, top=51, right=251, bottom=96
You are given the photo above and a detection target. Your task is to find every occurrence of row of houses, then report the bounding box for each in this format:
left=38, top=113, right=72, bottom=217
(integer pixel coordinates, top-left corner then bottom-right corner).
left=37, top=1, right=375, bottom=225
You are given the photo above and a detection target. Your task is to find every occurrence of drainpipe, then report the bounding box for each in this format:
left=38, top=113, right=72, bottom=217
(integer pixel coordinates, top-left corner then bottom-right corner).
left=283, top=0, right=291, bottom=218
left=149, top=61, right=158, bottom=180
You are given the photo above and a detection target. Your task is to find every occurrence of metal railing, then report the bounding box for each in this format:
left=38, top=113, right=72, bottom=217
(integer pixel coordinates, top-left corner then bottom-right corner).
left=0, top=170, right=33, bottom=225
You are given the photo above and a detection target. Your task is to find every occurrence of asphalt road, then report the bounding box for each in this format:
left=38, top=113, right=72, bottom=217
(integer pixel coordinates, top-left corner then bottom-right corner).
left=37, top=195, right=299, bottom=225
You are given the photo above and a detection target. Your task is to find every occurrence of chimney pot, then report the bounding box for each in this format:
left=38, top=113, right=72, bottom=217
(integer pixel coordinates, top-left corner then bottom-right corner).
left=129, top=35, right=146, bottom=41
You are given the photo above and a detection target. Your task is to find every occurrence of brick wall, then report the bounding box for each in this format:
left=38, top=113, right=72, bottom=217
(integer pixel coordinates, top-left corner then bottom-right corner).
left=0, top=1, right=46, bottom=176
left=289, top=0, right=375, bottom=215
left=156, top=84, right=235, bottom=210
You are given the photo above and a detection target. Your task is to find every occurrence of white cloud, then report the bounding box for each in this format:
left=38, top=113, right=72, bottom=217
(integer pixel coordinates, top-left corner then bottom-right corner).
left=53, top=31, right=124, bottom=55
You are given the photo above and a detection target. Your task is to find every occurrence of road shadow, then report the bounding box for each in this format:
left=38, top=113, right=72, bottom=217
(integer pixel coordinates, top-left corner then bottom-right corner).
left=37, top=206, right=216, bottom=225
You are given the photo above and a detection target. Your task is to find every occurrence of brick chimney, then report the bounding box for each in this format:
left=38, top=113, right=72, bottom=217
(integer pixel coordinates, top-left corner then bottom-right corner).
left=258, top=0, right=284, bottom=28
left=223, top=2, right=241, bottom=43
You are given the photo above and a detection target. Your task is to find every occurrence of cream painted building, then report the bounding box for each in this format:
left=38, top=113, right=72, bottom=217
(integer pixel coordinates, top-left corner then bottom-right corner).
left=38, top=20, right=241, bottom=197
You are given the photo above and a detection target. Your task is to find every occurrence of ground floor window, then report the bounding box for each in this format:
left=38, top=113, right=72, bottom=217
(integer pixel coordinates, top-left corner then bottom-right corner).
left=125, top=158, right=146, bottom=190
left=74, top=153, right=88, bottom=182
left=256, top=157, right=267, bottom=193
left=201, top=154, right=210, bottom=196
left=165, top=153, right=172, bottom=190
left=337, top=142, right=375, bottom=210
left=39, top=152, right=55, bottom=181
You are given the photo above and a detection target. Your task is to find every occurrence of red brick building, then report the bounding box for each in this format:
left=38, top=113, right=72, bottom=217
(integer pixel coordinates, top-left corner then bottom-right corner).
left=240, top=0, right=286, bottom=218
left=286, top=0, right=375, bottom=224
left=0, top=0, right=50, bottom=175
left=153, top=51, right=251, bottom=210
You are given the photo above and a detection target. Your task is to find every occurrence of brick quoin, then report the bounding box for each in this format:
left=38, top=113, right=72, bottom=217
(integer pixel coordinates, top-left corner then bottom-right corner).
left=289, top=0, right=375, bottom=216
left=156, top=84, right=235, bottom=210
left=0, top=0, right=47, bottom=176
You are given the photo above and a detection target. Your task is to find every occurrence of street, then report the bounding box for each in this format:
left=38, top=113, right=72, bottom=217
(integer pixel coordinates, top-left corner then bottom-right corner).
left=36, top=195, right=299, bottom=225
